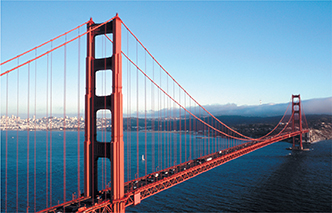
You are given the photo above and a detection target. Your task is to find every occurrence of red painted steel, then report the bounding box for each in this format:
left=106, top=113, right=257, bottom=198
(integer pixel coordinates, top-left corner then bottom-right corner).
left=1, top=17, right=117, bottom=77
left=0, top=21, right=89, bottom=67
left=84, top=17, right=95, bottom=199
left=111, top=14, right=125, bottom=212
left=292, top=95, right=303, bottom=149
left=84, top=14, right=125, bottom=212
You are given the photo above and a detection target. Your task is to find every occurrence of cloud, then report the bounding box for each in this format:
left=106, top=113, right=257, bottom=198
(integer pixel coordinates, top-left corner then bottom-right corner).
left=201, top=97, right=332, bottom=117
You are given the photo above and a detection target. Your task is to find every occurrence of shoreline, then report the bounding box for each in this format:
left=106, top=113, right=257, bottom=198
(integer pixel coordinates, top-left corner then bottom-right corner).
left=1, top=129, right=330, bottom=143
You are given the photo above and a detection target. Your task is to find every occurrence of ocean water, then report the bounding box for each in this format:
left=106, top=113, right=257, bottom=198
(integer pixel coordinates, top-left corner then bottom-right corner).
left=1, top=131, right=331, bottom=212
left=127, top=140, right=332, bottom=212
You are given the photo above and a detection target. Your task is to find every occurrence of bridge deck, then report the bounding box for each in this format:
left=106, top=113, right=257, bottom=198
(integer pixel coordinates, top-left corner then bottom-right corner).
left=40, top=130, right=307, bottom=213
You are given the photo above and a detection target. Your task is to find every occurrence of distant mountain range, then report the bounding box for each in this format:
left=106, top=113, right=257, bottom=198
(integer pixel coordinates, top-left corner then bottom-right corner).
left=198, top=97, right=332, bottom=117
left=137, top=96, right=331, bottom=118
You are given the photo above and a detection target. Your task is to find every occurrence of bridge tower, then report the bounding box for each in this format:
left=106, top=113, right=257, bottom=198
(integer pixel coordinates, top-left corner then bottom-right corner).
left=291, top=94, right=303, bottom=150
left=84, top=14, right=124, bottom=211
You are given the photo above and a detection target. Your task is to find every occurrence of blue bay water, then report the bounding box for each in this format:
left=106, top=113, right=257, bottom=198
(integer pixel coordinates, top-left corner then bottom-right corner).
left=1, top=130, right=331, bottom=212
left=127, top=140, right=332, bottom=212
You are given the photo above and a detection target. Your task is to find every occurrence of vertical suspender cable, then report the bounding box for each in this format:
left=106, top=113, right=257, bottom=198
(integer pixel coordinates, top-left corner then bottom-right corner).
left=105, top=31, right=108, bottom=188
left=207, top=114, right=209, bottom=154
left=63, top=35, right=67, bottom=203
left=5, top=71, right=8, bottom=213
left=27, top=63, right=30, bottom=213
left=220, top=123, right=222, bottom=150
left=173, top=82, right=176, bottom=165
left=179, top=86, right=181, bottom=164
left=216, top=121, right=218, bottom=151
left=151, top=60, right=155, bottom=172
left=166, top=77, right=169, bottom=168
left=103, top=29, right=107, bottom=187
left=136, top=42, right=139, bottom=178
left=209, top=117, right=211, bottom=154
left=222, top=123, right=224, bottom=150
left=101, top=32, right=105, bottom=190
left=126, top=30, right=129, bottom=182
left=77, top=27, right=81, bottom=196
left=215, top=119, right=217, bottom=153
left=34, top=49, right=37, bottom=212
left=194, top=104, right=196, bottom=159
left=227, top=127, right=228, bottom=149
left=192, top=99, right=194, bottom=160
left=210, top=117, right=212, bottom=153
left=204, top=109, right=206, bottom=156
left=207, top=116, right=209, bottom=155
left=144, top=51, right=147, bottom=176
left=159, top=67, right=162, bottom=170
left=169, top=78, right=171, bottom=167
left=184, top=92, right=186, bottom=162
left=46, top=53, right=49, bottom=207
left=104, top=25, right=107, bottom=187
left=194, top=105, right=197, bottom=158
left=192, top=101, right=194, bottom=159
left=157, top=67, right=160, bottom=170
left=202, top=109, right=204, bottom=156
left=200, top=108, right=202, bottom=157
left=206, top=113, right=208, bottom=154
left=162, top=69, right=165, bottom=169
left=207, top=112, right=208, bottom=154
left=104, top=43, right=107, bottom=188
left=219, top=124, right=221, bottom=150
left=228, top=128, right=230, bottom=149
left=223, top=124, right=224, bottom=150
left=189, top=99, right=191, bottom=160
left=16, top=58, right=20, bottom=212
left=104, top=29, right=107, bottom=187
left=126, top=29, right=131, bottom=181
left=165, top=79, right=167, bottom=168
left=232, top=129, right=234, bottom=148
left=166, top=81, right=168, bottom=168
left=49, top=41, right=53, bottom=207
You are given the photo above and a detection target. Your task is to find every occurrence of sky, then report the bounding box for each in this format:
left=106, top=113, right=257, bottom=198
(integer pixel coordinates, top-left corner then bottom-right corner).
left=1, top=0, right=331, bottom=114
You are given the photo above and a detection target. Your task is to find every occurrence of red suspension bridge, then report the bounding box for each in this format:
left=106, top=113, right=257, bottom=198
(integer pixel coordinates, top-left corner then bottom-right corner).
left=1, top=14, right=309, bottom=212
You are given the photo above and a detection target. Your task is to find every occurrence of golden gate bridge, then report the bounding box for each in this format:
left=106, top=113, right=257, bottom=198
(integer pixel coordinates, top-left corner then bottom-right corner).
left=1, top=14, right=309, bottom=212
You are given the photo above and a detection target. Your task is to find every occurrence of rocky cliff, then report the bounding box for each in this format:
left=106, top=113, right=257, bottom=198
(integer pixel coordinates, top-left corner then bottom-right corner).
left=307, top=115, right=332, bottom=142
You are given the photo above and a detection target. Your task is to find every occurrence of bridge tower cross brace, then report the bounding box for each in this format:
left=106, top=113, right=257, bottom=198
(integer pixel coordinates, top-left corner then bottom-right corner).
left=291, top=94, right=303, bottom=150
left=84, top=14, right=125, bottom=211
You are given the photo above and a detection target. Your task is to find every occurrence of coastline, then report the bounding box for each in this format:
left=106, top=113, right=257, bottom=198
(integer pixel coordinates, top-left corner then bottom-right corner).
left=2, top=128, right=331, bottom=143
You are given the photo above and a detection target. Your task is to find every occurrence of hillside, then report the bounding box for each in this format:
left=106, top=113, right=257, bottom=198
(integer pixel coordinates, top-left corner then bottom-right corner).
left=226, top=114, right=332, bottom=142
